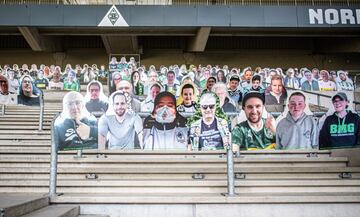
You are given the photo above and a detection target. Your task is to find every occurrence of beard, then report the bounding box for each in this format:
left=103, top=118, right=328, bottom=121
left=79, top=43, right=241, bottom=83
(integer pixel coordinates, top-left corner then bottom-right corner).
left=247, top=113, right=261, bottom=124
left=115, top=109, right=126, bottom=117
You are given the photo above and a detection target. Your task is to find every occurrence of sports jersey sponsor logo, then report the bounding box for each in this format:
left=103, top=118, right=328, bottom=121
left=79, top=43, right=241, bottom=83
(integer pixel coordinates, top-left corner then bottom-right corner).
left=64, top=128, right=78, bottom=141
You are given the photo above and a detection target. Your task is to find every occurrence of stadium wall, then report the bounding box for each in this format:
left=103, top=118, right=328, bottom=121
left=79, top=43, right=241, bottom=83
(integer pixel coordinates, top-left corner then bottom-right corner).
left=1, top=49, right=360, bottom=70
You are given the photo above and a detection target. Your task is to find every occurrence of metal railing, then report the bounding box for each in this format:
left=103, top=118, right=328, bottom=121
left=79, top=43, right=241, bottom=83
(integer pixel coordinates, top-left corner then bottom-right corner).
left=38, top=90, right=45, bottom=131
left=2, top=0, right=359, bottom=5
left=49, top=112, right=60, bottom=197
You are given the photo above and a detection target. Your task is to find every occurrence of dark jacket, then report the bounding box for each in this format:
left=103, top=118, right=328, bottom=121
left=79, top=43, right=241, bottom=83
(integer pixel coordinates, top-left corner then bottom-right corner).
left=319, top=111, right=360, bottom=149
left=55, top=117, right=98, bottom=151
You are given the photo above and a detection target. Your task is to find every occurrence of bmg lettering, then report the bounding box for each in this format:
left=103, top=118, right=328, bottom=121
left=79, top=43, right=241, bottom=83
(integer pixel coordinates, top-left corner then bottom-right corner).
left=330, top=124, right=354, bottom=134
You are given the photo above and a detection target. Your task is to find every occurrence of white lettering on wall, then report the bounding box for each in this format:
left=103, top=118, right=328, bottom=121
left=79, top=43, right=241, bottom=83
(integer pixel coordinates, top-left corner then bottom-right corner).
left=309, top=9, right=323, bottom=24
left=325, top=9, right=339, bottom=24
left=340, top=9, right=355, bottom=24
left=309, top=8, right=360, bottom=25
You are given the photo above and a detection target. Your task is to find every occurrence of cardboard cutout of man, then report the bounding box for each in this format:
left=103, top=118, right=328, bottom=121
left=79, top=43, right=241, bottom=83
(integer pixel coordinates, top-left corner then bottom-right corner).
left=276, top=91, right=318, bottom=150
left=54, top=91, right=98, bottom=150
left=232, top=92, right=276, bottom=151
left=98, top=91, right=143, bottom=150
left=0, top=75, right=17, bottom=105
left=85, top=80, right=108, bottom=115
left=319, top=92, right=360, bottom=149
left=188, top=92, right=230, bottom=151
left=17, top=75, right=40, bottom=106
left=143, top=92, right=188, bottom=150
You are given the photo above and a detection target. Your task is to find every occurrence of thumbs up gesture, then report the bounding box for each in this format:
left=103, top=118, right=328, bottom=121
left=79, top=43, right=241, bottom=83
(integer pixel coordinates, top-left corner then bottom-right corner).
left=265, top=114, right=276, bottom=134
left=75, top=119, right=90, bottom=140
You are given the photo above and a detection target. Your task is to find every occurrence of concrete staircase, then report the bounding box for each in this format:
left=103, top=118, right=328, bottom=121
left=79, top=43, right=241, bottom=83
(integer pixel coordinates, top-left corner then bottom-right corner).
left=0, top=193, right=108, bottom=217
left=1, top=90, right=360, bottom=217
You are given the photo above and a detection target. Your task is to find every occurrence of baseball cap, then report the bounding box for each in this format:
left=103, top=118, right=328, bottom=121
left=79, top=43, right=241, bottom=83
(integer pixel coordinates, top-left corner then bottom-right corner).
left=332, top=92, right=348, bottom=102
left=230, top=74, right=240, bottom=82
left=242, top=91, right=265, bottom=107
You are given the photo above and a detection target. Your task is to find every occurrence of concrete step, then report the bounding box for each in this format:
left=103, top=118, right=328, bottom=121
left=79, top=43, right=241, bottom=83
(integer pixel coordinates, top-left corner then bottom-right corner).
left=3, top=184, right=360, bottom=194
left=20, top=205, right=79, bottom=217
left=0, top=135, right=50, bottom=140
left=0, top=147, right=50, bottom=151
left=0, top=155, right=347, bottom=163
left=0, top=194, right=48, bottom=217
left=0, top=122, right=51, bottom=126
left=3, top=185, right=359, bottom=194
left=0, top=141, right=50, bottom=146
left=50, top=192, right=360, bottom=204
left=77, top=215, right=109, bottom=217
left=3, top=166, right=359, bottom=174
left=0, top=130, right=50, bottom=135
left=0, top=126, right=51, bottom=130
left=2, top=179, right=360, bottom=188
left=0, top=118, right=55, bottom=122
left=2, top=172, right=359, bottom=180
left=0, top=160, right=348, bottom=169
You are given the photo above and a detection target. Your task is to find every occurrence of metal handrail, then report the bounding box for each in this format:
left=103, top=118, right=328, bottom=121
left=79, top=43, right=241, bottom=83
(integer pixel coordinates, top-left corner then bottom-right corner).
left=49, top=112, right=61, bottom=197
left=38, top=89, right=45, bottom=131
left=1, top=105, right=4, bottom=116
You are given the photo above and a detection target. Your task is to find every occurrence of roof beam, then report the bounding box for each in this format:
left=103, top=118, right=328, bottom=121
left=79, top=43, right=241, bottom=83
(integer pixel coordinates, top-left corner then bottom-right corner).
left=187, top=27, right=211, bottom=52
left=18, top=27, right=46, bottom=51
left=101, top=35, right=139, bottom=55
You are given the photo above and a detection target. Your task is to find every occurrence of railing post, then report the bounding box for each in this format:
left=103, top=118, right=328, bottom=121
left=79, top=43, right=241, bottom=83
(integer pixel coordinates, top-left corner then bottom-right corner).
left=1, top=105, right=5, bottom=116
left=226, top=146, right=236, bottom=196
left=49, top=113, right=60, bottom=197
left=38, top=90, right=44, bottom=131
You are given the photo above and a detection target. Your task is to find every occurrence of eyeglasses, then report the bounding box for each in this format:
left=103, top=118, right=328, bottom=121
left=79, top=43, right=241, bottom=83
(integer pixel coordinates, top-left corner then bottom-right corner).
left=0, top=80, right=7, bottom=84
left=201, top=104, right=215, bottom=110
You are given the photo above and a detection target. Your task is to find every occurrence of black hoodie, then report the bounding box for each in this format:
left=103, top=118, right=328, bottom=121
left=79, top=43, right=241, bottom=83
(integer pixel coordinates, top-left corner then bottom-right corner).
left=319, top=111, right=360, bottom=149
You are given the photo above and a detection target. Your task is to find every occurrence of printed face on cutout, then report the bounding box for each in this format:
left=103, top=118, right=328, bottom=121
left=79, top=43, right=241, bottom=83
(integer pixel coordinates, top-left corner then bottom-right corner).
left=0, top=75, right=9, bottom=94
left=113, top=94, right=127, bottom=117
left=288, top=95, right=306, bottom=120
left=182, top=87, right=194, bottom=106
left=271, top=79, right=283, bottom=95
left=200, top=96, right=216, bottom=122
left=150, top=85, right=161, bottom=100
left=244, top=97, right=264, bottom=124
left=332, top=97, right=348, bottom=113
left=22, top=77, right=33, bottom=96
left=229, top=80, right=239, bottom=90
left=66, top=95, right=84, bottom=120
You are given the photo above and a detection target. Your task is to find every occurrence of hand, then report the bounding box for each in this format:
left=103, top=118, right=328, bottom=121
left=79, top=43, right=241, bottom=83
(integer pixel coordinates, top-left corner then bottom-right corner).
left=75, top=119, right=91, bottom=140
left=265, top=115, right=276, bottom=134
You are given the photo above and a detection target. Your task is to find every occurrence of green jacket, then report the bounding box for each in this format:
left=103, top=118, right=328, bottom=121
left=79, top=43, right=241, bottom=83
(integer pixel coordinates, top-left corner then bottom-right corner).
left=232, top=119, right=275, bottom=150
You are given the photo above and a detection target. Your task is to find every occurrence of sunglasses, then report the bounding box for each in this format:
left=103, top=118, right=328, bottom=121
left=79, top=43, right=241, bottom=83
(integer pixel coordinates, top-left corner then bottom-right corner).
left=201, top=104, right=215, bottom=110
